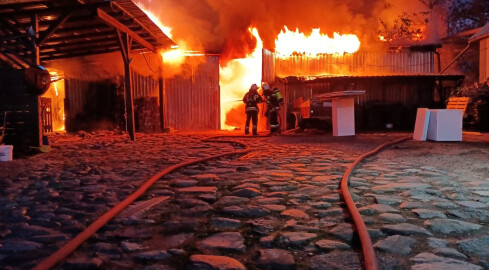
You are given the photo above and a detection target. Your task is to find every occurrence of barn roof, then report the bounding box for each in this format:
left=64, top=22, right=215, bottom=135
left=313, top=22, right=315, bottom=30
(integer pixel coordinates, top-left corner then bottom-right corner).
left=470, top=23, right=489, bottom=43
left=0, top=0, right=174, bottom=67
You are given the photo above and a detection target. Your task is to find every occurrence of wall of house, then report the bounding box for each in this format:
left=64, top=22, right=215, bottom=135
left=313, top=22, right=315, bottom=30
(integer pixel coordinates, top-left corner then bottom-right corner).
left=481, top=38, right=489, bottom=83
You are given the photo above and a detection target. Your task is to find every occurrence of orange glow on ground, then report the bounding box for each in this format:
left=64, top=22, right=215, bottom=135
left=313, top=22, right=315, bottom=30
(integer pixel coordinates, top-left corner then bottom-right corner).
left=275, top=26, right=360, bottom=58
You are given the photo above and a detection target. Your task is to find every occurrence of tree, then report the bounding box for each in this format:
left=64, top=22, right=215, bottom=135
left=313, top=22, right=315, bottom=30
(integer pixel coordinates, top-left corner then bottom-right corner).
left=377, top=0, right=448, bottom=43
left=448, top=0, right=489, bottom=36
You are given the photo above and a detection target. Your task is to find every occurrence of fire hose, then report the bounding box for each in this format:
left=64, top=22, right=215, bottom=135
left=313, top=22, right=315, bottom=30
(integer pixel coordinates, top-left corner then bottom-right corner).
left=32, top=136, right=252, bottom=270
left=340, top=135, right=410, bottom=270
left=33, top=134, right=410, bottom=270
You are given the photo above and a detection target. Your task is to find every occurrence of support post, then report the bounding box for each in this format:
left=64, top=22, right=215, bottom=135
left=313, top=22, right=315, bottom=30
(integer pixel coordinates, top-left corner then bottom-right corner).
left=117, top=30, right=136, bottom=140
left=32, top=13, right=42, bottom=147
left=158, top=76, right=165, bottom=131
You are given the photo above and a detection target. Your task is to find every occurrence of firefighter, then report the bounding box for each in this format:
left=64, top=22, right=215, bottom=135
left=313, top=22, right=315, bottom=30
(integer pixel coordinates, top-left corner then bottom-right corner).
left=263, top=83, right=284, bottom=134
left=243, top=83, right=263, bottom=135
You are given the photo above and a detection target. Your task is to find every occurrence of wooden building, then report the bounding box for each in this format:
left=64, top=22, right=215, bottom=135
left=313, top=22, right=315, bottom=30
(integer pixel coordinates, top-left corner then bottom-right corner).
left=262, top=47, right=465, bottom=131
left=470, top=23, right=489, bottom=83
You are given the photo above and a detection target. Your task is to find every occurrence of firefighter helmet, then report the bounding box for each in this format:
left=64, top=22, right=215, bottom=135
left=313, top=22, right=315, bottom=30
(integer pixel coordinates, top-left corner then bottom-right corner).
left=250, top=84, right=258, bottom=91
left=262, top=83, right=270, bottom=91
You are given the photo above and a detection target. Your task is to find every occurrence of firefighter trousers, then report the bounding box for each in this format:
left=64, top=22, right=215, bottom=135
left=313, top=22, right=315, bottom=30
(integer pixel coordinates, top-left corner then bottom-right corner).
left=269, top=110, right=279, bottom=133
left=245, top=111, right=258, bottom=135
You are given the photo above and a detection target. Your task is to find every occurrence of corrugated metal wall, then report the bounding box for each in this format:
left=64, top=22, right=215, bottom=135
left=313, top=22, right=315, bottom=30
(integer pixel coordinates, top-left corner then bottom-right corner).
left=165, top=55, right=220, bottom=130
left=65, top=55, right=221, bottom=132
left=268, top=51, right=434, bottom=78
left=132, top=71, right=158, bottom=98
left=262, top=49, right=276, bottom=83
left=65, top=79, right=91, bottom=130
left=283, top=76, right=436, bottom=130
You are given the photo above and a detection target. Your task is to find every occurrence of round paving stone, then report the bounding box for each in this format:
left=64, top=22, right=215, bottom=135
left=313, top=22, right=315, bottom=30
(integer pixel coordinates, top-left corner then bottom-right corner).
left=279, top=232, right=317, bottom=246
left=257, top=249, right=295, bottom=270
left=315, top=239, right=350, bottom=251
left=188, top=255, right=245, bottom=270
left=373, top=235, right=415, bottom=255
left=280, top=209, right=309, bottom=219
left=424, top=219, right=482, bottom=235
left=198, top=232, right=246, bottom=254
left=412, top=209, right=447, bottom=219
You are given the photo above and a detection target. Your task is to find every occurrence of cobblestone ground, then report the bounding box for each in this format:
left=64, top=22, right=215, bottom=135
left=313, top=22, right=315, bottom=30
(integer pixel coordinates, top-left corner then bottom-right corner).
left=0, top=131, right=488, bottom=270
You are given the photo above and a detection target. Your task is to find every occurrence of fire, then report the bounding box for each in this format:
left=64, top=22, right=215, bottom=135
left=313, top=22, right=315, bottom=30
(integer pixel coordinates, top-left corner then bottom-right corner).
left=42, top=71, right=65, bottom=132
left=134, top=1, right=173, bottom=39
left=275, top=26, right=360, bottom=58
left=161, top=46, right=185, bottom=65
left=219, top=27, right=263, bottom=130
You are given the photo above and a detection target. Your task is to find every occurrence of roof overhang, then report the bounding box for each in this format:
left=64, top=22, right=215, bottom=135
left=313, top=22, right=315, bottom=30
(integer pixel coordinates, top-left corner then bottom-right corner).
left=469, top=23, right=489, bottom=43
left=0, top=0, right=175, bottom=67
left=280, top=74, right=465, bottom=84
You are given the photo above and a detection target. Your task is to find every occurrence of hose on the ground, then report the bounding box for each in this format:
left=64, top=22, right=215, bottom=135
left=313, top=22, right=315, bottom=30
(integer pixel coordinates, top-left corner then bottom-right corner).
left=340, top=136, right=410, bottom=270
left=32, top=136, right=252, bottom=270
left=33, top=134, right=410, bottom=270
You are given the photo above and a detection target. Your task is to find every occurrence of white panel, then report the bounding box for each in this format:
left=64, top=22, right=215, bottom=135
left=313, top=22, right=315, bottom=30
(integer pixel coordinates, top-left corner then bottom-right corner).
left=332, top=98, right=355, bottom=136
left=426, top=109, right=462, bottom=141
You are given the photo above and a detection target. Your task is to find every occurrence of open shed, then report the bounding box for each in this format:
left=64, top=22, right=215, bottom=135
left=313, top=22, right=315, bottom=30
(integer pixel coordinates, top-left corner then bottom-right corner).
left=0, top=0, right=174, bottom=149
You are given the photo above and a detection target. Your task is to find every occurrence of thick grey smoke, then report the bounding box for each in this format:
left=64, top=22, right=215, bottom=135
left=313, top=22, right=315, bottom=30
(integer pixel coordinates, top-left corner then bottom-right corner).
left=139, top=0, right=444, bottom=62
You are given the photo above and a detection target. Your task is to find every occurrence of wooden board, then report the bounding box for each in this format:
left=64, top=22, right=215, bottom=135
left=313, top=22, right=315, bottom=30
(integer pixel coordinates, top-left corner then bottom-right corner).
left=413, top=108, right=430, bottom=141
left=315, top=90, right=366, bottom=101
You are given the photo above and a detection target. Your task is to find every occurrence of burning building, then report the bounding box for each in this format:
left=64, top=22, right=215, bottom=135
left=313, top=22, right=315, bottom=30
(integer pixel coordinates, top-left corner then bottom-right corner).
left=133, top=0, right=464, bottom=133
left=0, top=0, right=469, bottom=150
left=0, top=0, right=212, bottom=150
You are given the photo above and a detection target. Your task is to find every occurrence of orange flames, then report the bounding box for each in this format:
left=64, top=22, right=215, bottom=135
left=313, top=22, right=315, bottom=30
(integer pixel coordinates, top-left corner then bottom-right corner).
left=219, top=27, right=263, bottom=130
left=41, top=71, right=65, bottom=132
left=135, top=1, right=173, bottom=39
left=275, top=26, right=361, bottom=58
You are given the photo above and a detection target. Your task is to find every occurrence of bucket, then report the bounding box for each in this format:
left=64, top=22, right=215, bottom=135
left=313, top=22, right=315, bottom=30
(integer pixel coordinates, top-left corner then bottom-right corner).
left=0, top=145, right=13, bottom=162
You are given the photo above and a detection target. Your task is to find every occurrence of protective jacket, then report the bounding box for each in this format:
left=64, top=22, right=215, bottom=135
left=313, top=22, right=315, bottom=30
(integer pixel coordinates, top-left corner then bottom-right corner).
left=263, top=88, right=284, bottom=113
left=243, top=90, right=263, bottom=112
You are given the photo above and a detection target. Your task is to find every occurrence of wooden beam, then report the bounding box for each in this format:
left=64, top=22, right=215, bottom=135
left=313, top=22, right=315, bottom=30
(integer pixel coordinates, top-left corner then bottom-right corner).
left=0, top=47, right=34, bottom=66
left=0, top=16, right=25, bottom=37
left=97, top=8, right=155, bottom=53
left=43, top=30, right=116, bottom=44
left=116, top=29, right=128, bottom=63
left=37, top=11, right=72, bottom=45
left=40, top=39, right=119, bottom=52
left=31, top=13, right=40, bottom=65
left=0, top=2, right=110, bottom=17
left=158, top=76, right=165, bottom=131
left=0, top=52, right=25, bottom=69
left=40, top=43, right=120, bottom=58
left=41, top=48, right=120, bottom=61
left=116, top=31, right=136, bottom=141
left=31, top=12, right=42, bottom=148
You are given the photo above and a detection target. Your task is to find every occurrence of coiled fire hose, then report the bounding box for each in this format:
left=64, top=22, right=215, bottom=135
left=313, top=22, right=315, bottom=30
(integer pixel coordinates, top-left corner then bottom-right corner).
left=33, top=134, right=410, bottom=270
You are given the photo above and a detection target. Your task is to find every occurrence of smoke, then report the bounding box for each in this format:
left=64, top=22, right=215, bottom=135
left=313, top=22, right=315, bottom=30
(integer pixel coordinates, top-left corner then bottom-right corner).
left=138, top=0, right=447, bottom=62
left=45, top=51, right=163, bottom=81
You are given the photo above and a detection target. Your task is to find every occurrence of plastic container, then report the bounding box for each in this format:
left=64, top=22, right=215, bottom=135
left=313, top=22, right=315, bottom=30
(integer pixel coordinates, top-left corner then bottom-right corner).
left=0, top=145, right=13, bottom=162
